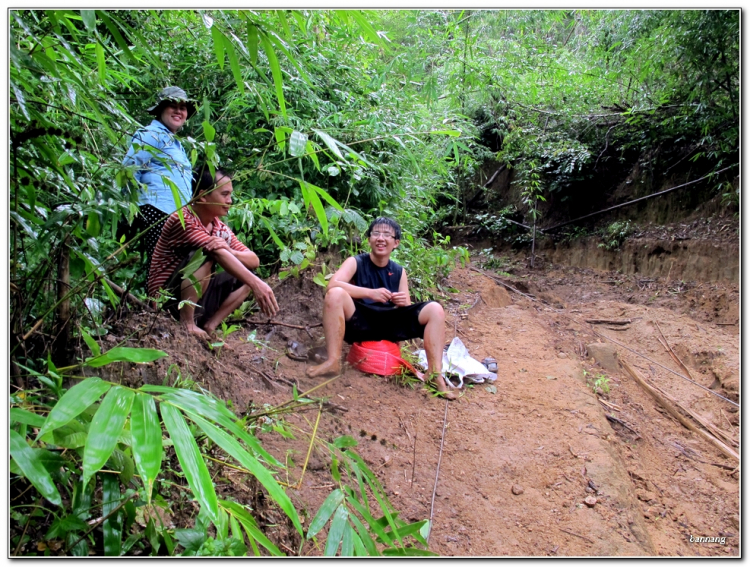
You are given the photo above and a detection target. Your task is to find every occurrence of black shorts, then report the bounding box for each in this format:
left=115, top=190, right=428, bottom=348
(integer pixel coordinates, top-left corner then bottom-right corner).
left=344, top=301, right=433, bottom=344
left=162, top=251, right=244, bottom=328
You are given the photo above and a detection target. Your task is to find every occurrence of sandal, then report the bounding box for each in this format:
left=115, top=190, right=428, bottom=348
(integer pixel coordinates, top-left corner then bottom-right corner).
left=481, top=357, right=498, bottom=373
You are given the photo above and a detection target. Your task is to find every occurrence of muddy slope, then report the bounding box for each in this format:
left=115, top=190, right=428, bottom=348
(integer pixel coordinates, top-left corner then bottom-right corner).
left=94, top=255, right=738, bottom=557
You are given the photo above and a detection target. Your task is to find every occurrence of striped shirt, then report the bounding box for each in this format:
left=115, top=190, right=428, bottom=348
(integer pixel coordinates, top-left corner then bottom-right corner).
left=148, top=207, right=249, bottom=297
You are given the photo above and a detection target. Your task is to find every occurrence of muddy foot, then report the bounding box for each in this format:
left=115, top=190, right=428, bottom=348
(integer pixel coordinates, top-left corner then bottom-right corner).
left=434, top=375, right=459, bottom=400
left=306, top=358, right=341, bottom=378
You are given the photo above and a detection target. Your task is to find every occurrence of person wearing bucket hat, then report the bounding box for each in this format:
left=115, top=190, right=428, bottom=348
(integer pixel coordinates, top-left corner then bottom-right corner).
left=121, top=86, right=198, bottom=277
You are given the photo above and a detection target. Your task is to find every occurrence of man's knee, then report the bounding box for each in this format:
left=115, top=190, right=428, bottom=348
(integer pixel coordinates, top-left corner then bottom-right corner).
left=420, top=301, right=445, bottom=324
left=324, top=286, right=349, bottom=306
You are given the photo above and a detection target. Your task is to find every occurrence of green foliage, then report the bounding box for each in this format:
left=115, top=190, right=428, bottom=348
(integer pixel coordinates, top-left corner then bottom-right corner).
left=598, top=221, right=632, bottom=251
left=584, top=370, right=611, bottom=395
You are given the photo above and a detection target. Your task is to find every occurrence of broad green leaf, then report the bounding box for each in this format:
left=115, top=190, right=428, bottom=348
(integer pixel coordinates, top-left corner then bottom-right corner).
left=224, top=36, right=245, bottom=94
left=247, top=23, right=258, bottom=65
left=259, top=33, right=286, bottom=118
left=211, top=25, right=225, bottom=69
left=189, top=413, right=302, bottom=536
left=82, top=386, right=134, bottom=486
left=348, top=513, right=380, bottom=556
left=10, top=408, right=46, bottom=428
left=305, top=140, right=321, bottom=171
left=324, top=504, right=348, bottom=556
left=429, top=129, right=461, bottom=137
left=102, top=472, right=123, bottom=556
left=300, top=181, right=328, bottom=235
left=276, top=10, right=292, bottom=39
left=86, top=347, right=168, bottom=368
left=376, top=519, right=429, bottom=545
left=344, top=494, right=393, bottom=546
left=307, top=488, right=344, bottom=539
left=81, top=329, right=101, bottom=358
left=106, top=447, right=135, bottom=486
left=80, top=10, right=96, bottom=33
left=37, top=377, right=111, bottom=440
left=95, top=42, right=106, bottom=83
left=174, top=528, right=206, bottom=552
left=160, top=403, right=218, bottom=523
left=308, top=181, right=344, bottom=212
left=202, top=121, right=216, bottom=143
left=289, top=130, right=308, bottom=157
left=313, top=129, right=344, bottom=161
left=343, top=10, right=387, bottom=49
left=10, top=429, right=62, bottom=506
left=131, top=393, right=162, bottom=502
left=332, top=435, right=358, bottom=449
left=383, top=547, right=439, bottom=556
left=162, top=177, right=185, bottom=227
left=261, top=217, right=285, bottom=250
left=341, top=521, right=355, bottom=556
left=221, top=500, right=283, bottom=556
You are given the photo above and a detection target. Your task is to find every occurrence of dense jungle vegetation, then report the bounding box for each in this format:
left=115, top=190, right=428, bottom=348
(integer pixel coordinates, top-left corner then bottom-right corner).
left=9, top=9, right=739, bottom=556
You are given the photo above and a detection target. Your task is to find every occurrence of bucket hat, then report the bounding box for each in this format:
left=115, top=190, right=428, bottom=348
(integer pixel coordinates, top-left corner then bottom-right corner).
left=147, top=86, right=197, bottom=119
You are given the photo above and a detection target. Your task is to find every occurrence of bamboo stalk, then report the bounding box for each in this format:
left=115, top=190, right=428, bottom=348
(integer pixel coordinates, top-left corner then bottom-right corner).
left=621, top=360, right=738, bottom=461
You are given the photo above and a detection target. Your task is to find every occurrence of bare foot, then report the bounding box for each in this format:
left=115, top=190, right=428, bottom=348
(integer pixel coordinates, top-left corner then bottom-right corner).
left=306, top=358, right=342, bottom=378
left=184, top=323, right=211, bottom=341
left=434, top=375, right=458, bottom=400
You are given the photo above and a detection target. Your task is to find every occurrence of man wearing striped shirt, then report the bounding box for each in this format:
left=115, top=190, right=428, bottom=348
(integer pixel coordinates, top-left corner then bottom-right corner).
left=148, top=167, right=278, bottom=339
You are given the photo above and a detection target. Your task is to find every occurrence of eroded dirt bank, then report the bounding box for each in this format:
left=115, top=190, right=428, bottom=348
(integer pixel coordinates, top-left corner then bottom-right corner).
left=102, top=254, right=739, bottom=556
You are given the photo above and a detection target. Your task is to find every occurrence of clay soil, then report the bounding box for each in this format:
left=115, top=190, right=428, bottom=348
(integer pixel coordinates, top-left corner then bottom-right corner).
left=100, top=247, right=739, bottom=557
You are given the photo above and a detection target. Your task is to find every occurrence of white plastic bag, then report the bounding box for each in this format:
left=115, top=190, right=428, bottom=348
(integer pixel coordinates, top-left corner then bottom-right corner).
left=415, top=337, right=496, bottom=388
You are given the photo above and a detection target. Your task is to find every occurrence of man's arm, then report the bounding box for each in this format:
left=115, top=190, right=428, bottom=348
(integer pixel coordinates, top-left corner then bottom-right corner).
left=203, top=236, right=259, bottom=270
left=327, top=257, right=393, bottom=303
left=209, top=248, right=278, bottom=317
left=390, top=269, right=411, bottom=307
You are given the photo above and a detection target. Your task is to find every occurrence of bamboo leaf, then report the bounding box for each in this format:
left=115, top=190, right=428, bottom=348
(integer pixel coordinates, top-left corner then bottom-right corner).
left=221, top=500, right=283, bottom=556
left=344, top=493, right=394, bottom=546
left=96, top=11, right=136, bottom=64
left=130, top=393, right=162, bottom=502
left=313, top=129, right=344, bottom=161
left=223, top=35, right=245, bottom=94
left=300, top=181, right=328, bottom=235
left=348, top=512, right=380, bottom=556
left=247, top=23, right=258, bottom=65
left=82, top=386, right=134, bottom=486
left=189, top=413, right=303, bottom=536
left=261, top=217, right=286, bottom=250
left=95, top=41, right=106, bottom=83
left=289, top=130, right=308, bottom=157
left=10, top=429, right=62, bottom=506
left=211, top=25, right=225, bottom=70
left=429, top=129, right=461, bottom=137
left=324, top=504, right=348, bottom=556
left=10, top=408, right=46, bottom=428
left=343, top=10, right=387, bottom=49
left=305, top=140, right=321, bottom=171
left=307, top=488, right=344, bottom=539
left=382, top=547, right=439, bottom=556
left=37, top=377, right=111, bottom=440
left=85, top=347, right=168, bottom=368
left=202, top=121, right=216, bottom=143
left=80, top=10, right=96, bottom=33
left=159, top=389, right=281, bottom=467
left=163, top=177, right=185, bottom=228
left=102, top=472, right=123, bottom=556
left=308, top=181, right=344, bottom=212
left=259, top=33, right=286, bottom=119
left=341, top=521, right=355, bottom=556
left=160, top=403, right=219, bottom=523
left=81, top=329, right=101, bottom=358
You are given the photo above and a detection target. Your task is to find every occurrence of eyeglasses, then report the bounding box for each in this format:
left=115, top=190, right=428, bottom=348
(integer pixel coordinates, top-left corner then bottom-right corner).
left=370, top=231, right=395, bottom=239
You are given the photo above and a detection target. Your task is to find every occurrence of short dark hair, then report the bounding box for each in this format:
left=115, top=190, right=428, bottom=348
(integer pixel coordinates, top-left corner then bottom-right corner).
left=192, top=165, right=231, bottom=198
left=365, top=217, right=401, bottom=240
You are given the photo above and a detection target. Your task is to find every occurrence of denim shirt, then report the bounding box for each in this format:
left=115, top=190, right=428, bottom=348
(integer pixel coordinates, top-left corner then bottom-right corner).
left=123, top=120, right=192, bottom=213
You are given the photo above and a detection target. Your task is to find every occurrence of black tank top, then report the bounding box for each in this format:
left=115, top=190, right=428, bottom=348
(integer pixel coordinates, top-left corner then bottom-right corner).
left=352, top=253, right=403, bottom=310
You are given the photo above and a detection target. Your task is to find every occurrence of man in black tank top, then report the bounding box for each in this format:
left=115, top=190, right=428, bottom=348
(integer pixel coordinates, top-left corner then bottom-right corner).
left=306, top=217, right=457, bottom=399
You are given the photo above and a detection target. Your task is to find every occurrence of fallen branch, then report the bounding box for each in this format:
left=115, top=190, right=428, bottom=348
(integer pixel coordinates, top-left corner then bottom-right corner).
left=585, top=319, right=632, bottom=325
left=605, top=413, right=641, bottom=439
left=559, top=527, right=594, bottom=544
left=246, top=319, right=322, bottom=330
left=621, top=360, right=738, bottom=461
left=653, top=322, right=738, bottom=448
left=598, top=398, right=621, bottom=412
